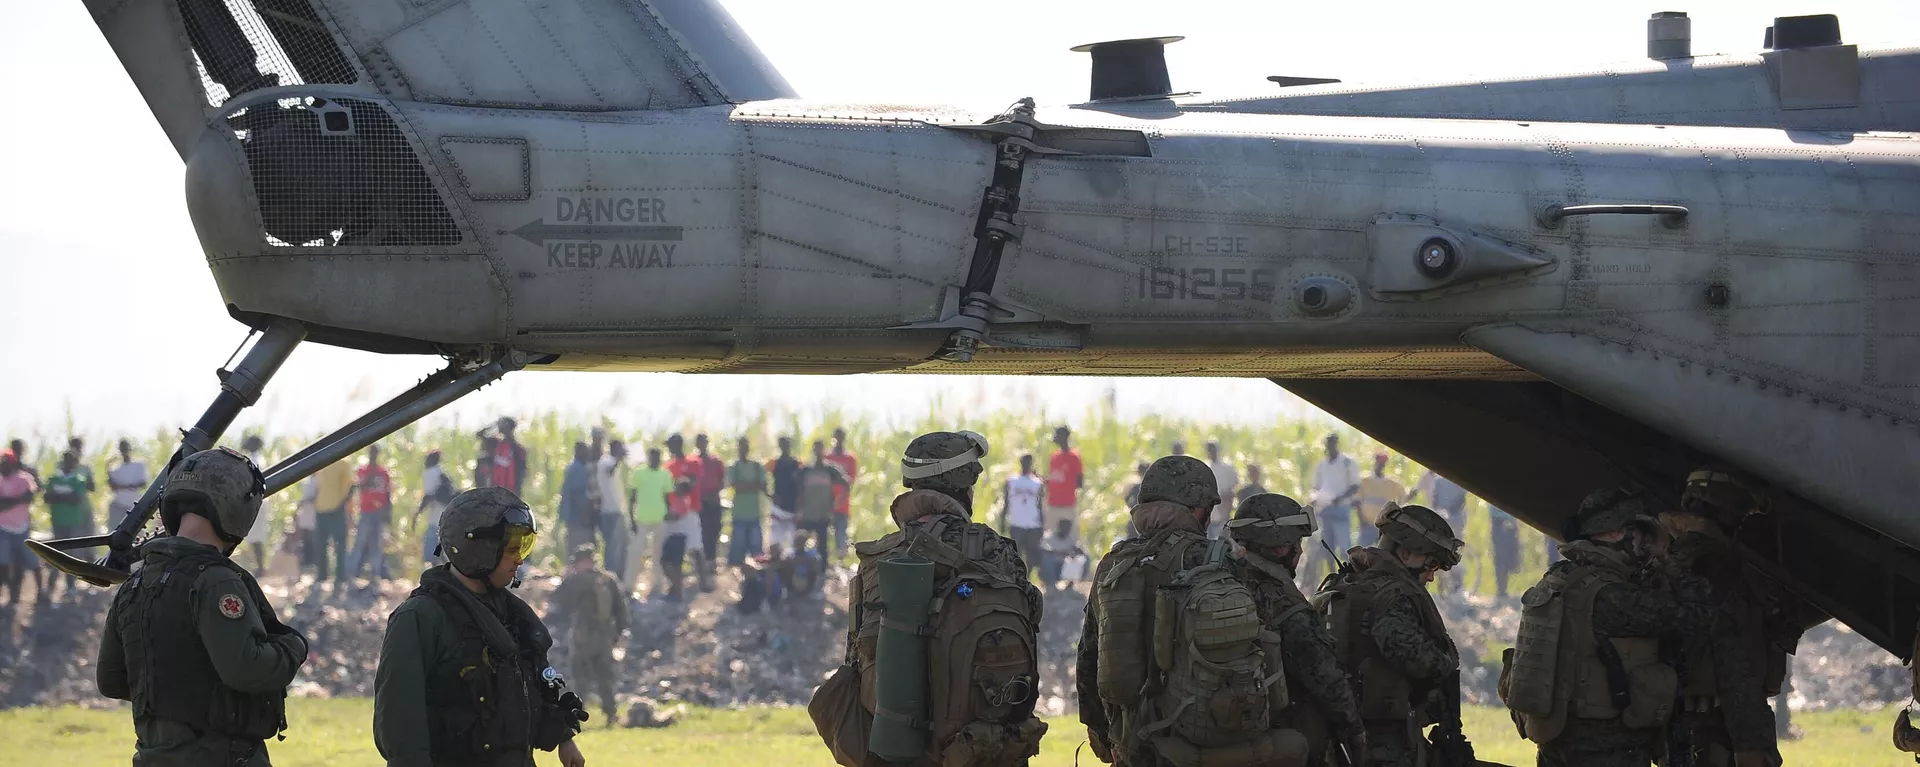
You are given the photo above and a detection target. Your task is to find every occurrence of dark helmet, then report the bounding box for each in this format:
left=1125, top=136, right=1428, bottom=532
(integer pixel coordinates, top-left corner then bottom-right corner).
left=1138, top=455, right=1220, bottom=509
left=571, top=543, right=597, bottom=563
left=1569, top=488, right=1657, bottom=541
left=899, top=430, right=989, bottom=495
left=160, top=447, right=266, bottom=543
left=1680, top=465, right=1766, bottom=521
left=1376, top=503, right=1462, bottom=569
left=438, top=487, right=538, bottom=579
left=1227, top=493, right=1316, bottom=547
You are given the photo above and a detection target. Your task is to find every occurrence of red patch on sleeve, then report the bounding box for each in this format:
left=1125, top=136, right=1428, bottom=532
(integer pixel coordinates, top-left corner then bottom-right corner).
left=218, top=594, right=246, bottom=620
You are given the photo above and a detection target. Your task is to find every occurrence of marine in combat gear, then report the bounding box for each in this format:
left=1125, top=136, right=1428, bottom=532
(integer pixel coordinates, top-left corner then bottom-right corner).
left=811, top=430, right=1047, bottom=767
left=1321, top=503, right=1462, bottom=767
left=1227, top=493, right=1368, bottom=765
left=96, top=447, right=311, bottom=766
left=547, top=543, right=629, bottom=725
left=1500, top=488, right=1713, bottom=767
left=1079, top=454, right=1270, bottom=766
left=373, top=487, right=588, bottom=767
left=1660, top=468, right=1799, bottom=767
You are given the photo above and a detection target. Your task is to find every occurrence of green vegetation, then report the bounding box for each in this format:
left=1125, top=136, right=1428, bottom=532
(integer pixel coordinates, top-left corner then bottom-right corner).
left=12, top=407, right=1552, bottom=592
left=6, top=698, right=1906, bottom=766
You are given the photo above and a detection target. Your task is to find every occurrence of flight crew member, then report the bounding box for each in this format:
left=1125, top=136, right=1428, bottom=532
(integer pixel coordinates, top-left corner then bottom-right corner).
left=1226, top=493, right=1368, bottom=765
left=96, top=447, right=311, bottom=766
left=548, top=543, right=629, bottom=725
left=1661, top=468, right=1796, bottom=767
left=1502, top=489, right=1713, bottom=767
left=374, top=487, right=588, bottom=767
left=1324, top=503, right=1462, bottom=767
left=1079, top=455, right=1221, bottom=766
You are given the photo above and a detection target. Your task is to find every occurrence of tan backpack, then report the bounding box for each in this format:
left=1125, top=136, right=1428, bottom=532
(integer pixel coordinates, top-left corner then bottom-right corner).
left=838, top=515, right=1046, bottom=766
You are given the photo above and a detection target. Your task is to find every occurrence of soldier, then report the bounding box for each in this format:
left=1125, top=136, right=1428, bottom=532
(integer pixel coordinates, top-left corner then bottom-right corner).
left=1893, top=620, right=1920, bottom=758
left=1323, top=503, right=1462, bottom=767
left=818, top=430, right=1046, bottom=766
left=1503, top=489, right=1712, bottom=767
left=548, top=543, right=629, bottom=725
left=373, top=487, right=588, bottom=767
left=1078, top=455, right=1223, bottom=766
left=1227, top=493, right=1369, bottom=765
left=1662, top=467, right=1795, bottom=767
left=96, top=447, right=311, bottom=766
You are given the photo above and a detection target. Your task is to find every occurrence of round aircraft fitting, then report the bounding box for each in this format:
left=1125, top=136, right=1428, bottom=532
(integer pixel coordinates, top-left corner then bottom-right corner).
left=1295, top=276, right=1353, bottom=317
left=1416, top=237, right=1460, bottom=279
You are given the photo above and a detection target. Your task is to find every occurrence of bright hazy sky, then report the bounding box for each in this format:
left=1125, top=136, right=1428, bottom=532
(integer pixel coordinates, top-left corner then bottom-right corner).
left=2, top=0, right=1916, bottom=443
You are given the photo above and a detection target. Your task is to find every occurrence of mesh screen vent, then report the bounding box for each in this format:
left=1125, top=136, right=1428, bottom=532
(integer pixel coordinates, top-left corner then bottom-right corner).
left=178, top=0, right=358, bottom=107
left=235, top=98, right=463, bottom=247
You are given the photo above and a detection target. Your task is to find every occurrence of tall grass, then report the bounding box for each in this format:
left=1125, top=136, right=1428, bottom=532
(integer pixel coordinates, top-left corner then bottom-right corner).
left=6, top=407, right=1557, bottom=590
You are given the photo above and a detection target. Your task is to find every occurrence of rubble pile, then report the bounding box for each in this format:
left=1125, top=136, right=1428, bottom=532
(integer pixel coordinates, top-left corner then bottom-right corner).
left=0, top=568, right=1909, bottom=715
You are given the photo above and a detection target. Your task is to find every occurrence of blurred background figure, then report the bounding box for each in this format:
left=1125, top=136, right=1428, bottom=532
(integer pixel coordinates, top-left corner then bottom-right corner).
left=1001, top=454, right=1045, bottom=577
left=727, top=437, right=767, bottom=567
left=416, top=450, right=454, bottom=568
left=1045, top=426, right=1082, bottom=544
left=597, top=439, right=631, bottom=582
left=0, top=449, right=38, bottom=606
left=627, top=447, right=672, bottom=598
left=1356, top=450, right=1403, bottom=548
left=241, top=434, right=272, bottom=572
left=105, top=439, right=147, bottom=531
left=1205, top=439, right=1237, bottom=539
left=825, top=428, right=858, bottom=561
left=346, top=444, right=394, bottom=586
left=43, top=448, right=93, bottom=600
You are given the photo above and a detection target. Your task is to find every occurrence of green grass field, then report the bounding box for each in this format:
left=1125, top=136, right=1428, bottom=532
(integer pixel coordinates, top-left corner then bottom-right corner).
left=6, top=698, right=1908, bottom=766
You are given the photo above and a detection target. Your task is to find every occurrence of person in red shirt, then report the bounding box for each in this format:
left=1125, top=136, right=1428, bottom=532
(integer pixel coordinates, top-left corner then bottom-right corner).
left=661, top=434, right=702, bottom=602
left=347, top=444, right=395, bottom=584
left=477, top=417, right=528, bottom=494
left=1045, top=426, right=1084, bottom=542
left=824, top=427, right=859, bottom=559
left=692, top=433, right=728, bottom=589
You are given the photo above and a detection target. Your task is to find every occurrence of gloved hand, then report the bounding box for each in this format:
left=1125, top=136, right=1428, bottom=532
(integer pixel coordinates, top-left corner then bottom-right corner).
left=1086, top=728, right=1113, bottom=764
left=1732, top=749, right=1781, bottom=767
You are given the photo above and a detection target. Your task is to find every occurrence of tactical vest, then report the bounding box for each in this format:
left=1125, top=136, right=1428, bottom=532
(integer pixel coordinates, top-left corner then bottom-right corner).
left=113, top=549, right=287, bottom=741
left=1323, top=556, right=1451, bottom=722
left=1242, top=554, right=1312, bottom=724
left=1093, top=526, right=1209, bottom=712
left=412, top=577, right=542, bottom=761
left=1505, top=556, right=1674, bottom=744
left=1675, top=537, right=1791, bottom=701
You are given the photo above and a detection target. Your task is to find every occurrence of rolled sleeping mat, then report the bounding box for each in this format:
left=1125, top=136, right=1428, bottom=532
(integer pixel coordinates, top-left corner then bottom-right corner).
left=869, top=555, right=936, bottom=762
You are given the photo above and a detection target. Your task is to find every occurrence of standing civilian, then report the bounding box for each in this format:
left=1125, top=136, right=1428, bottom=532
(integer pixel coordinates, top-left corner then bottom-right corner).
left=481, top=417, right=528, bottom=494
left=346, top=444, right=394, bottom=585
left=416, top=450, right=455, bottom=567
left=1355, top=451, right=1405, bottom=548
left=596, top=439, right=631, bottom=581
left=312, top=457, right=356, bottom=589
left=1205, top=439, right=1238, bottom=538
left=1428, top=472, right=1469, bottom=594
left=1301, top=433, right=1360, bottom=582
left=0, top=450, right=37, bottom=606
left=1001, top=454, right=1046, bottom=576
left=1235, top=464, right=1268, bottom=505
left=1123, top=461, right=1149, bottom=509
left=560, top=442, right=594, bottom=552
left=728, top=437, right=769, bottom=566
left=105, top=439, right=147, bottom=531
left=694, top=434, right=727, bottom=589
left=824, top=428, right=859, bottom=561
left=626, top=448, right=673, bottom=598
left=663, top=434, right=701, bottom=600
left=45, top=449, right=96, bottom=600
left=796, top=441, right=848, bottom=568
left=1044, top=426, right=1083, bottom=541
left=1489, top=505, right=1521, bottom=599
left=766, top=437, right=803, bottom=550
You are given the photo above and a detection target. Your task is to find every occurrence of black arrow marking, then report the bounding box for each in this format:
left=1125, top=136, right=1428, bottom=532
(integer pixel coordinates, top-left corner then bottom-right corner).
left=509, top=219, right=684, bottom=247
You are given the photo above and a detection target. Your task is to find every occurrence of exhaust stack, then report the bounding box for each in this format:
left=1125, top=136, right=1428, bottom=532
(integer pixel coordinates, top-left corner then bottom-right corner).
left=1072, top=36, right=1184, bottom=102
left=1648, top=11, right=1692, bottom=60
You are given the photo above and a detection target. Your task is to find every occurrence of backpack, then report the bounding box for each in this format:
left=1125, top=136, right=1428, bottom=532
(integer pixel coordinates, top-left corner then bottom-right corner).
left=1136, top=540, right=1297, bottom=767
left=819, top=508, right=1047, bottom=767
left=1092, top=529, right=1209, bottom=708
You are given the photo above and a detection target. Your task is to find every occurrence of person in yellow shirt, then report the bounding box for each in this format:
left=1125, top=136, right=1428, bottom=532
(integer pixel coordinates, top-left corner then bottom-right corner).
left=1354, top=451, right=1405, bottom=547
left=311, top=459, right=356, bottom=588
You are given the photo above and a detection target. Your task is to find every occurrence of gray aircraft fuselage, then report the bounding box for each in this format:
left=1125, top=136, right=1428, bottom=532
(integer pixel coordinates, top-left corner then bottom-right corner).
left=84, top=0, right=1920, bottom=653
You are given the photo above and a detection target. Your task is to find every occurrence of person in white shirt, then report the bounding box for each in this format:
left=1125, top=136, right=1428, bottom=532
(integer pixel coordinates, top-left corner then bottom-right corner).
left=416, top=450, right=456, bottom=566
left=1205, top=439, right=1238, bottom=539
left=1000, top=454, right=1046, bottom=577
left=1301, top=433, right=1362, bottom=582
left=596, top=439, right=631, bottom=582
left=105, top=439, right=147, bottom=531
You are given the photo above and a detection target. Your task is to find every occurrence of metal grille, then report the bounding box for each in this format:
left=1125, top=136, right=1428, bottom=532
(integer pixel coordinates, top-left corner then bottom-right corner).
left=234, top=98, right=463, bottom=247
left=177, top=0, right=358, bottom=107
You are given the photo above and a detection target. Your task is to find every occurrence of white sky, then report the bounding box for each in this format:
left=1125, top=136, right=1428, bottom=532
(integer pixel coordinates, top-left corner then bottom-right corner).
left=2, top=0, right=1916, bottom=442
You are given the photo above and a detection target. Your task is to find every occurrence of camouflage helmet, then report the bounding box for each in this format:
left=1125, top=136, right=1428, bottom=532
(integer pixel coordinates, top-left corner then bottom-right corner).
left=1568, top=488, right=1656, bottom=540
left=1376, top=503, right=1463, bottom=569
left=160, top=447, right=266, bottom=543
left=1680, top=465, right=1766, bottom=520
left=438, top=487, right=538, bottom=579
left=1137, top=455, right=1221, bottom=509
left=899, top=430, right=988, bottom=495
left=1226, top=493, right=1316, bottom=547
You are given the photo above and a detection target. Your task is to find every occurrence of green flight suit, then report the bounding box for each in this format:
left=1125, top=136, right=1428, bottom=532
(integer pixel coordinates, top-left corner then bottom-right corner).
left=96, top=536, right=310, bottom=767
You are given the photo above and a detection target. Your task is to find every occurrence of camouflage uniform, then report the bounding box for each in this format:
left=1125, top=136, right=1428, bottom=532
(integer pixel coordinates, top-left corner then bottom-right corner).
left=1661, top=469, right=1791, bottom=767
left=1327, top=505, right=1462, bottom=767
left=1893, top=621, right=1920, bottom=757
left=547, top=545, right=628, bottom=722
left=1078, top=456, right=1219, bottom=767
left=1508, top=490, right=1712, bottom=767
left=1228, top=493, right=1366, bottom=765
